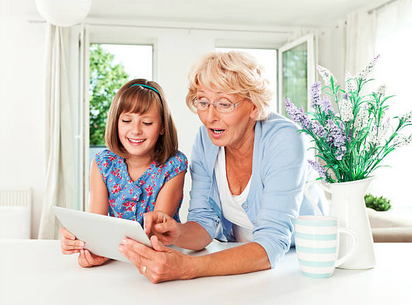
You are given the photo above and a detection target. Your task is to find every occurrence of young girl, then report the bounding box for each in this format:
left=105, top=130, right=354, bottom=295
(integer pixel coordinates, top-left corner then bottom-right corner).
left=60, top=79, right=188, bottom=267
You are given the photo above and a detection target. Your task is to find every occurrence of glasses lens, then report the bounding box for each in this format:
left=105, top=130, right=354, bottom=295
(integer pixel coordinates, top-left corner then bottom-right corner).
left=195, top=98, right=210, bottom=111
left=216, top=101, right=234, bottom=112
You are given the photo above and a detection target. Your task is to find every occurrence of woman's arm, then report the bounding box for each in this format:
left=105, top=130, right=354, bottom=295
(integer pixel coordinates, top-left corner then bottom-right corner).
left=118, top=236, right=270, bottom=284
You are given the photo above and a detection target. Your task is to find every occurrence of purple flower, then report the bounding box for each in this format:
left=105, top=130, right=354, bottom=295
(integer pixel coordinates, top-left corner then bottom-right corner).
left=320, top=96, right=334, bottom=115
left=311, top=121, right=326, bottom=138
left=285, top=98, right=311, bottom=129
left=308, top=160, right=329, bottom=181
left=311, top=82, right=322, bottom=108
left=327, top=120, right=347, bottom=159
left=335, top=146, right=347, bottom=160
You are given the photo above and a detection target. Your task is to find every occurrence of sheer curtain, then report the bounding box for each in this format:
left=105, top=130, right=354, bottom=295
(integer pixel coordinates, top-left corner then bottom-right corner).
left=367, top=0, right=412, bottom=213
left=345, top=9, right=377, bottom=89
left=38, top=24, right=76, bottom=239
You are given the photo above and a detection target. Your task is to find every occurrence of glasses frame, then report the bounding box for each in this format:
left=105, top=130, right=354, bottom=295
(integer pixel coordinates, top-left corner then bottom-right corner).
left=192, top=97, right=247, bottom=113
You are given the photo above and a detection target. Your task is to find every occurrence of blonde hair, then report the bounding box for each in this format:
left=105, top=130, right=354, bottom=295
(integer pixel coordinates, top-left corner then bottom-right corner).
left=105, top=79, right=178, bottom=165
left=186, top=51, right=273, bottom=120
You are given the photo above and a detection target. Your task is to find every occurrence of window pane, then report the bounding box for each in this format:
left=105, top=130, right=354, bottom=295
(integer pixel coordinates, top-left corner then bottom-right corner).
left=216, top=47, right=277, bottom=111
left=282, top=42, right=308, bottom=116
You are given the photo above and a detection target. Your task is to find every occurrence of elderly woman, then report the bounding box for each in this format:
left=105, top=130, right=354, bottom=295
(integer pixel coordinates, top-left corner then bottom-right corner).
left=118, top=51, right=327, bottom=283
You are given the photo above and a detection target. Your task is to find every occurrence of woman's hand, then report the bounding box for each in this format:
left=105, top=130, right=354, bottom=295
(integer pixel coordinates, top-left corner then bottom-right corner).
left=78, top=250, right=109, bottom=268
left=118, top=236, right=194, bottom=284
left=60, top=227, right=85, bottom=255
left=143, top=211, right=182, bottom=246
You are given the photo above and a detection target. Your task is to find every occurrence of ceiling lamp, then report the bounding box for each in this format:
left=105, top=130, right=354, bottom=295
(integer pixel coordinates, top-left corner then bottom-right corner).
left=35, top=0, right=92, bottom=27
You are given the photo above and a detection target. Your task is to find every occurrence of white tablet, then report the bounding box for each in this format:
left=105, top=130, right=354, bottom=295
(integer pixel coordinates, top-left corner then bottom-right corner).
left=52, top=206, right=152, bottom=263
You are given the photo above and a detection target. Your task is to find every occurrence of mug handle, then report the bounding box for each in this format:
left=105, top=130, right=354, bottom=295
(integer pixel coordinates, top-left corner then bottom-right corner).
left=304, top=180, right=331, bottom=216
left=335, top=227, right=358, bottom=267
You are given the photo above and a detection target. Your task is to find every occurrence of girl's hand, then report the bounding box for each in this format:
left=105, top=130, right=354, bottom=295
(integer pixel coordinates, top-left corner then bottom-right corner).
left=143, top=211, right=182, bottom=246
left=60, top=227, right=85, bottom=255
left=78, top=249, right=109, bottom=268
left=118, top=236, right=194, bottom=283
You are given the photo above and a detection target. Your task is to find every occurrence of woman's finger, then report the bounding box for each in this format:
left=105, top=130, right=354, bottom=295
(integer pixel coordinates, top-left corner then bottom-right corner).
left=78, top=250, right=89, bottom=268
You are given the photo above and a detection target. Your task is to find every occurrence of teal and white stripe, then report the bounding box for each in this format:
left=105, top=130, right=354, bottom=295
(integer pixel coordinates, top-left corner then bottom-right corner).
left=294, top=217, right=339, bottom=278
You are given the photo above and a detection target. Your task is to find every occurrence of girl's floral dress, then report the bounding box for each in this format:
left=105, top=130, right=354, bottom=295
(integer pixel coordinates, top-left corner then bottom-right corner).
left=95, top=149, right=188, bottom=226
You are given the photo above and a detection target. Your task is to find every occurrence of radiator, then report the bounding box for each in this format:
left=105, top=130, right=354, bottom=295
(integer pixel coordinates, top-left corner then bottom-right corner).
left=0, top=188, right=31, bottom=239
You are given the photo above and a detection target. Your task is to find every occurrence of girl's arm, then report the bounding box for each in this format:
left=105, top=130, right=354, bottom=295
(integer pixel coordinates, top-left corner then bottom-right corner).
left=88, top=158, right=109, bottom=215
left=152, top=171, right=185, bottom=217
left=60, top=158, right=109, bottom=267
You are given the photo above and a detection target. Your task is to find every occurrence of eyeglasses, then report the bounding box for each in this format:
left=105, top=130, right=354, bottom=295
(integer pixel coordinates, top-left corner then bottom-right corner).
left=192, top=97, right=247, bottom=113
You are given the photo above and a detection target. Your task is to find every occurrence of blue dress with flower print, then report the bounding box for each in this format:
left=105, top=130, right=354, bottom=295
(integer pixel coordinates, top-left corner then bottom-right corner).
left=95, top=149, right=188, bottom=226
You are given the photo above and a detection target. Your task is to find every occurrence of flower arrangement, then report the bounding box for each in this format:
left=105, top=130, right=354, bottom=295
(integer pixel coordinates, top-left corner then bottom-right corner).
left=285, top=55, right=412, bottom=183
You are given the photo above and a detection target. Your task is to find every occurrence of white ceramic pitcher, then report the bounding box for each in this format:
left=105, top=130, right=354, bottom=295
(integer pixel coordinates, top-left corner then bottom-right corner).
left=305, top=177, right=376, bottom=269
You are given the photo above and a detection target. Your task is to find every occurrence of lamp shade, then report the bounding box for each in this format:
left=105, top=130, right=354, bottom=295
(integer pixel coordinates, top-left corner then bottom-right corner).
left=36, top=0, right=92, bottom=27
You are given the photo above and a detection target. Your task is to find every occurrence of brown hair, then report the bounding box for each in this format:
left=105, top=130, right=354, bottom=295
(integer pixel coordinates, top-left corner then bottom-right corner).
left=105, top=79, right=178, bottom=165
left=186, top=51, right=273, bottom=120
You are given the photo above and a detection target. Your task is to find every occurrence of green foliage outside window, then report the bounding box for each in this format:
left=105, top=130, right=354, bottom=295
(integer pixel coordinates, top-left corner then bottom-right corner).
left=282, top=42, right=308, bottom=118
left=89, top=44, right=130, bottom=146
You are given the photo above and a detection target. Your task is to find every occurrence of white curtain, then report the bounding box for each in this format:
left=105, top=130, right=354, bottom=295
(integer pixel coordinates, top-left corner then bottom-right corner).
left=367, top=0, right=412, bottom=213
left=345, top=9, right=377, bottom=87
left=38, top=24, right=76, bottom=239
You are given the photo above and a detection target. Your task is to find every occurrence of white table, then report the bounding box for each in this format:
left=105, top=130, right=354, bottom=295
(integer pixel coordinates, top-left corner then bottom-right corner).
left=0, top=240, right=410, bottom=305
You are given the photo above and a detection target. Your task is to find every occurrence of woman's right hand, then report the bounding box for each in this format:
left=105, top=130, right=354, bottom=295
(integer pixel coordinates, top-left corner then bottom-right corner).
left=143, top=211, right=182, bottom=246
left=60, top=227, right=85, bottom=255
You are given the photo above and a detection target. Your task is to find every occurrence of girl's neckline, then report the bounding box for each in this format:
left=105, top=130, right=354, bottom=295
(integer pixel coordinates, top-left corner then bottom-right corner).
left=122, top=158, right=156, bottom=183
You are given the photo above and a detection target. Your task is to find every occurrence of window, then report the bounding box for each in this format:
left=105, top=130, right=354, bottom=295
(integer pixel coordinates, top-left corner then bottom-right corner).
left=278, top=34, right=315, bottom=117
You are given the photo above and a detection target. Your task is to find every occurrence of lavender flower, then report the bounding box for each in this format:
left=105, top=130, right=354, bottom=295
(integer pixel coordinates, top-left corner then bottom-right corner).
left=339, top=97, right=354, bottom=122
left=357, top=55, right=380, bottom=81
left=376, top=84, right=387, bottom=98
left=354, top=107, right=370, bottom=133
left=320, top=96, right=335, bottom=115
left=311, top=82, right=322, bottom=108
left=311, top=121, right=326, bottom=137
left=345, top=72, right=356, bottom=92
left=317, top=65, right=335, bottom=86
left=393, top=134, right=412, bottom=148
left=285, top=98, right=311, bottom=129
left=326, top=120, right=347, bottom=159
left=399, top=110, right=412, bottom=124
left=366, top=119, right=390, bottom=147
left=308, top=160, right=329, bottom=181
left=285, top=56, right=412, bottom=183
left=335, top=146, right=347, bottom=161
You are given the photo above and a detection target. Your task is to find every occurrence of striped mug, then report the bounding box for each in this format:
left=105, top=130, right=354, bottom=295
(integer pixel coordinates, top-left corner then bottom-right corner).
left=294, top=215, right=358, bottom=278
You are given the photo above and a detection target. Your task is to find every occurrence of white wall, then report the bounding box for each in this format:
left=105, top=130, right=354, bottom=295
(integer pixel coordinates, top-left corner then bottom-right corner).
left=0, top=4, right=46, bottom=238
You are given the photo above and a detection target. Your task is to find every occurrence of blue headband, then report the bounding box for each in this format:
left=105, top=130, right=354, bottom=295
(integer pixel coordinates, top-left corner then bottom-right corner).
left=129, top=84, right=160, bottom=94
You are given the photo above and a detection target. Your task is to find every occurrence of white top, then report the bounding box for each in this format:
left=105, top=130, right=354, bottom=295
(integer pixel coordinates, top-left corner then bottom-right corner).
left=215, top=147, right=254, bottom=242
